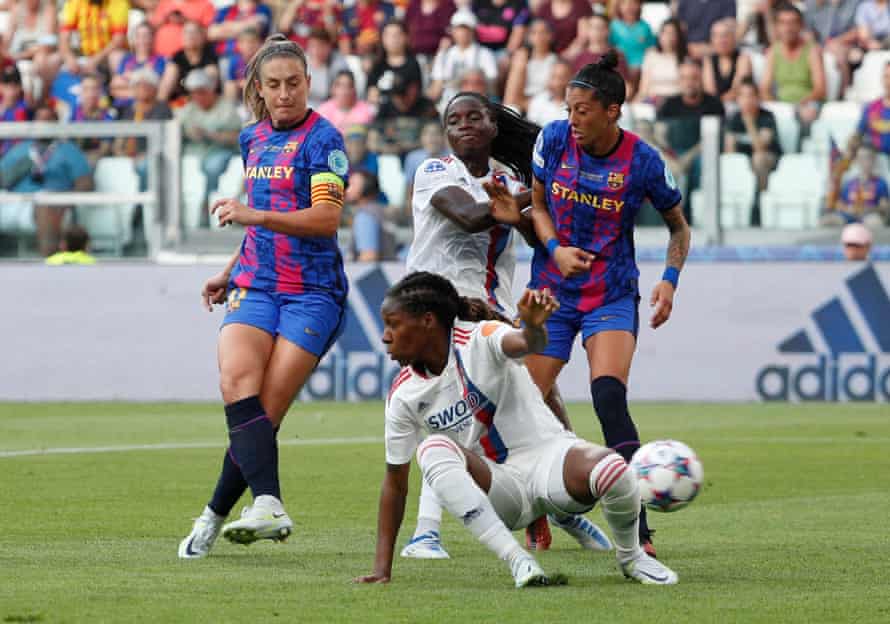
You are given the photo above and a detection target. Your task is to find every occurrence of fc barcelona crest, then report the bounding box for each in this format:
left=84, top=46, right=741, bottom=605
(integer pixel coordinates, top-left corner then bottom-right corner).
left=283, top=141, right=300, bottom=153
left=607, top=171, right=625, bottom=190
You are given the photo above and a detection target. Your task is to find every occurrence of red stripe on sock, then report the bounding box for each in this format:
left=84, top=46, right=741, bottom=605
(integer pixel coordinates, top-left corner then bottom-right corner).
left=599, top=464, right=628, bottom=496
left=418, top=440, right=461, bottom=461
left=595, top=459, right=626, bottom=495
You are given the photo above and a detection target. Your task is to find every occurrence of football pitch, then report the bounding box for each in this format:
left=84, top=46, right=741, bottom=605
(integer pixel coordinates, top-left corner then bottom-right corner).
left=1, top=402, right=888, bottom=623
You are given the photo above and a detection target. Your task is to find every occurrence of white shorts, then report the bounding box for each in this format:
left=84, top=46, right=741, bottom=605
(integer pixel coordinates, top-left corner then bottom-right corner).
left=483, top=433, right=596, bottom=530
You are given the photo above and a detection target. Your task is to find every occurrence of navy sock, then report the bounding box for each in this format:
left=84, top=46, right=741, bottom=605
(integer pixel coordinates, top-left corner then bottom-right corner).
left=207, top=448, right=248, bottom=517
left=225, top=396, right=280, bottom=500
left=590, top=376, right=650, bottom=539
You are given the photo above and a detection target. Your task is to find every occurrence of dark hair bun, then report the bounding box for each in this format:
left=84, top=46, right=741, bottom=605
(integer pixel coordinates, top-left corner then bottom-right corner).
left=595, top=50, right=620, bottom=72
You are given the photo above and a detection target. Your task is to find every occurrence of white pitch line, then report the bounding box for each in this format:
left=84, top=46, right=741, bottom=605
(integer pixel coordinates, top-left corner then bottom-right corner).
left=0, top=436, right=383, bottom=458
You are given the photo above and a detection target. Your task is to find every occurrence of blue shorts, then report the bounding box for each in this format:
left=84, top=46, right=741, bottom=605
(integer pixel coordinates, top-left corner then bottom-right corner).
left=539, top=294, right=640, bottom=362
left=221, top=288, right=346, bottom=358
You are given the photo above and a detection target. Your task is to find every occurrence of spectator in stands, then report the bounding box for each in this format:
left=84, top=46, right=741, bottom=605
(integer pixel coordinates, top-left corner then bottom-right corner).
left=846, top=61, right=890, bottom=160
left=45, top=224, right=96, bottom=265
left=0, top=105, right=93, bottom=255
left=609, top=0, right=655, bottom=85
left=526, top=57, right=573, bottom=126
left=4, top=0, right=62, bottom=89
left=114, top=68, right=173, bottom=190
left=457, top=67, right=492, bottom=96
left=805, top=0, right=860, bottom=91
left=0, top=65, right=32, bottom=155
left=655, top=59, right=725, bottom=212
left=502, top=17, right=557, bottom=114
left=208, top=0, right=272, bottom=58
left=635, top=17, right=687, bottom=104
left=150, top=0, right=216, bottom=59
left=347, top=168, right=392, bottom=262
left=428, top=11, right=498, bottom=110
left=59, top=0, right=129, bottom=77
left=222, top=27, right=261, bottom=103
left=566, top=15, right=632, bottom=91
left=703, top=19, right=752, bottom=103
left=841, top=222, right=874, bottom=260
left=401, top=121, right=447, bottom=217
left=278, top=0, right=342, bottom=49
left=737, top=0, right=779, bottom=50
left=110, top=22, right=167, bottom=110
left=345, top=125, right=380, bottom=176
left=473, top=0, right=531, bottom=59
left=339, top=0, right=397, bottom=56
left=761, top=3, right=826, bottom=137
left=856, top=0, right=890, bottom=51
left=672, top=0, right=736, bottom=59
left=306, top=27, right=351, bottom=110
left=158, top=20, right=220, bottom=105
left=404, top=0, right=457, bottom=59
left=177, top=69, right=242, bottom=224
left=317, top=70, right=376, bottom=135
left=824, top=144, right=890, bottom=226
left=70, top=73, right=115, bottom=166
left=366, top=20, right=424, bottom=105
left=724, top=78, right=781, bottom=195
left=533, top=0, right=593, bottom=54
left=369, top=72, right=439, bottom=159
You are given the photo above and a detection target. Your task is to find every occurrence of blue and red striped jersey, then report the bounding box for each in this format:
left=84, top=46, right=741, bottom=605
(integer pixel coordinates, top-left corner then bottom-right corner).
left=530, top=121, right=682, bottom=312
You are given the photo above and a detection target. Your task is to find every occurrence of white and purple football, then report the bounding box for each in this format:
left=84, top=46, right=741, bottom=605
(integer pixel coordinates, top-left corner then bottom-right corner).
left=630, top=440, right=704, bottom=513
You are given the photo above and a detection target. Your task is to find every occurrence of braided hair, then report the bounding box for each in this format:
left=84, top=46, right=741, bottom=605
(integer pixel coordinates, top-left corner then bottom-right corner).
left=443, top=92, right=541, bottom=187
left=570, top=50, right=626, bottom=108
left=385, top=271, right=511, bottom=329
left=243, top=34, right=309, bottom=122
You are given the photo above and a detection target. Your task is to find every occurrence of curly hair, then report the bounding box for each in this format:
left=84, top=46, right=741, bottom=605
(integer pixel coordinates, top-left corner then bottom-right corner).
left=385, top=272, right=511, bottom=328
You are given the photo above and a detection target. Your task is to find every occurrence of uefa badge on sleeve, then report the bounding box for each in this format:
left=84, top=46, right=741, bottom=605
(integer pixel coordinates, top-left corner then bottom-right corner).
left=328, top=150, right=349, bottom=177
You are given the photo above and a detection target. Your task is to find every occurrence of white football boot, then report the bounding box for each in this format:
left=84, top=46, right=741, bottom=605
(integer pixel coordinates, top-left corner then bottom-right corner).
left=549, top=514, right=613, bottom=551
left=510, top=551, right=549, bottom=588
left=620, top=552, right=679, bottom=585
left=178, top=506, right=225, bottom=559
left=221, top=495, right=293, bottom=545
left=400, top=531, right=450, bottom=559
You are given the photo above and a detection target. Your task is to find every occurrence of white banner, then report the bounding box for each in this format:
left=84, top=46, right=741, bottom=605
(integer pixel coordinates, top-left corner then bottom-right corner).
left=2, top=262, right=888, bottom=402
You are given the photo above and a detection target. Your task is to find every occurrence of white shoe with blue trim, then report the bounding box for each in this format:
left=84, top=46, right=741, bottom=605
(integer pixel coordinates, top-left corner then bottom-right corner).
left=399, top=531, right=450, bottom=559
left=550, top=514, right=613, bottom=551
left=178, top=506, right=224, bottom=559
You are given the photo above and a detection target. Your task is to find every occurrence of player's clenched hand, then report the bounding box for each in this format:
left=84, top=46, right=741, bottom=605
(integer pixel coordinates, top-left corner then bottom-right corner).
left=483, top=180, right=520, bottom=225
left=201, top=272, right=229, bottom=311
left=649, top=281, right=675, bottom=329
left=518, top=288, right=559, bottom=328
left=553, top=246, right=595, bottom=278
left=211, top=198, right=263, bottom=228
left=353, top=573, right=390, bottom=584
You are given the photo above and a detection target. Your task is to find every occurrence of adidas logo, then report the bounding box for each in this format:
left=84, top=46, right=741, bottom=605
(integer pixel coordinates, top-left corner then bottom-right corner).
left=756, top=265, right=890, bottom=402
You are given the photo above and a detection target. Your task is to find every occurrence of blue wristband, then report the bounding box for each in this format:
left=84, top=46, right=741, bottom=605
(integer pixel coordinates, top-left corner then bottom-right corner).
left=546, top=238, right=560, bottom=256
left=662, top=267, right=680, bottom=288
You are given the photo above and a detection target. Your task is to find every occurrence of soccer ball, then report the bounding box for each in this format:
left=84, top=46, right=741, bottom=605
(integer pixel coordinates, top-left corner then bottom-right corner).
left=630, top=440, right=703, bottom=513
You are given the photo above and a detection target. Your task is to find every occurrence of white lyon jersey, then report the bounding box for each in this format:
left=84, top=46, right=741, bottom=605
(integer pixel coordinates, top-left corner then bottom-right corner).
left=384, top=320, right=567, bottom=466
left=406, top=156, right=526, bottom=318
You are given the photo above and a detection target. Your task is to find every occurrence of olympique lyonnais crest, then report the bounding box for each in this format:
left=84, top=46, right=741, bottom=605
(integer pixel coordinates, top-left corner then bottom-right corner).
left=283, top=141, right=300, bottom=153
left=607, top=171, right=625, bottom=190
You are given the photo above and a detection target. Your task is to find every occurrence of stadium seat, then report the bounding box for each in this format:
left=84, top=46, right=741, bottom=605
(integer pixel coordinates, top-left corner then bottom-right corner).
left=807, top=101, right=861, bottom=156
left=823, top=51, right=842, bottom=102
left=759, top=153, right=824, bottom=228
left=180, top=154, right=208, bottom=231
left=641, top=2, right=671, bottom=34
left=691, top=153, right=757, bottom=228
left=207, top=156, right=246, bottom=223
left=846, top=51, right=890, bottom=102
left=629, top=102, right=656, bottom=124
left=377, top=154, right=406, bottom=209
left=748, top=51, right=766, bottom=86
left=76, top=157, right=140, bottom=255
left=761, top=101, right=800, bottom=154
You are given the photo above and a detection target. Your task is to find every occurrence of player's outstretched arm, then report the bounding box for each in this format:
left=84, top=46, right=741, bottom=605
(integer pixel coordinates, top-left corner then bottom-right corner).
left=430, top=185, right=498, bottom=233
left=501, top=288, right=559, bottom=358
left=650, top=204, right=690, bottom=329
left=211, top=197, right=342, bottom=238
left=354, top=463, right=411, bottom=584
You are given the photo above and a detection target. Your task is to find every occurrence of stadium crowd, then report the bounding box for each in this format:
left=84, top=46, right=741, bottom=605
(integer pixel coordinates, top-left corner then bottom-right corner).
left=0, top=0, right=889, bottom=258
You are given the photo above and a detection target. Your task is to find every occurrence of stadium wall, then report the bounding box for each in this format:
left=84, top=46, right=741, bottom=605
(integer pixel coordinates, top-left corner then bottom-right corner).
left=2, top=262, right=889, bottom=402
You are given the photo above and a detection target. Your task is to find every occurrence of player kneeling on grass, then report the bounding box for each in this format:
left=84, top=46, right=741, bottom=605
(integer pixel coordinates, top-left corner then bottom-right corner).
left=354, top=272, right=677, bottom=588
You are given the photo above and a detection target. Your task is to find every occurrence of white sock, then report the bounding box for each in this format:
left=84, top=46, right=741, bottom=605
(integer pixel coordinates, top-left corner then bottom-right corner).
left=590, top=453, right=643, bottom=562
left=417, top=435, right=524, bottom=564
left=413, top=480, right=443, bottom=537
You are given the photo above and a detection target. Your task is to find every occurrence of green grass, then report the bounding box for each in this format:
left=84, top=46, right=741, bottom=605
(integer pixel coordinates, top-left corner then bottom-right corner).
left=1, top=402, right=888, bottom=623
